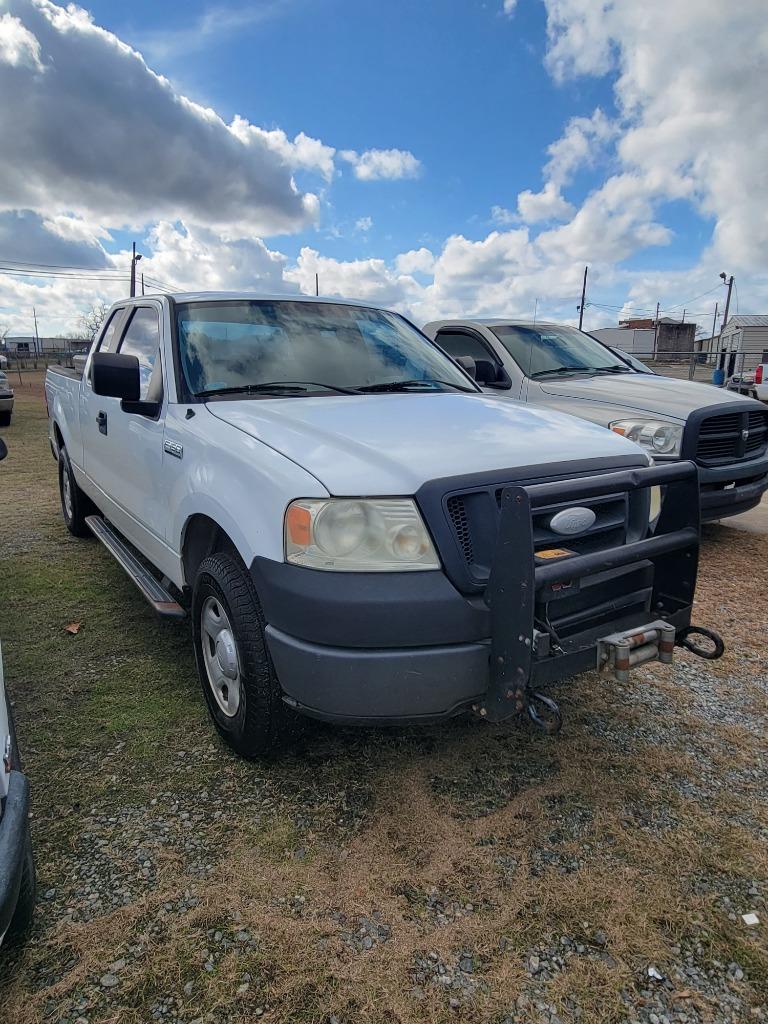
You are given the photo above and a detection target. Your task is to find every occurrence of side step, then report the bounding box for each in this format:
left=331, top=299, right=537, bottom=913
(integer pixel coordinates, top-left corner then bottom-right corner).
left=85, top=515, right=186, bottom=619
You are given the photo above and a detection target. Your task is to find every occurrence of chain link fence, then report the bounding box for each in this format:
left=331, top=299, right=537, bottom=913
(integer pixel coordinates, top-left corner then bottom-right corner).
left=622, top=349, right=762, bottom=385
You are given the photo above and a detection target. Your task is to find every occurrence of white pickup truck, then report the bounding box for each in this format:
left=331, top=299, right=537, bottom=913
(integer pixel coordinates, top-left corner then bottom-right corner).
left=423, top=319, right=768, bottom=521
left=45, top=294, right=721, bottom=757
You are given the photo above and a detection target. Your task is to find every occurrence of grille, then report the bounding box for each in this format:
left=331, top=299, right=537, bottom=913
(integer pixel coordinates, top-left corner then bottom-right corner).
left=445, top=483, right=634, bottom=581
left=695, top=409, right=768, bottom=464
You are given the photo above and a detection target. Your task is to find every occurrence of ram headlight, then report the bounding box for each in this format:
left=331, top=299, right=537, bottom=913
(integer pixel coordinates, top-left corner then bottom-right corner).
left=285, top=498, right=440, bottom=571
left=610, top=418, right=683, bottom=456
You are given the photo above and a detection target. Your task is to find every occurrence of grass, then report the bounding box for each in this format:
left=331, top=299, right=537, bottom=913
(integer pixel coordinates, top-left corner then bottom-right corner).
left=0, top=375, right=766, bottom=1022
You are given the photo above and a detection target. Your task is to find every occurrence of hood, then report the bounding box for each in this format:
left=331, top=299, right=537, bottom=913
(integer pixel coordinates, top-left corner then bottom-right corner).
left=535, top=373, right=754, bottom=421
left=206, top=392, right=646, bottom=495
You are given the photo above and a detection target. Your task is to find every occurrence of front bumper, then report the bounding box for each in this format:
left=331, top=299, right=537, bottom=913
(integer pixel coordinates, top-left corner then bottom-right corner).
left=0, top=771, right=30, bottom=941
left=257, top=462, right=701, bottom=725
left=698, top=453, right=768, bottom=520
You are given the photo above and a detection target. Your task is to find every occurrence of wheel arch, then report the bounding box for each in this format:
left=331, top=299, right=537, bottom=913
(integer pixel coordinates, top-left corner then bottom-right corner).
left=181, top=513, right=247, bottom=588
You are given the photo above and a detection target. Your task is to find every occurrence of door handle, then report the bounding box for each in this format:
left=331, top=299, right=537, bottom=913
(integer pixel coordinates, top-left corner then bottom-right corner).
left=96, top=410, right=108, bottom=435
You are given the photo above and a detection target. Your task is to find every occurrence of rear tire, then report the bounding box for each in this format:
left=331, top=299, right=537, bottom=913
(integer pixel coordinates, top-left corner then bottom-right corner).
left=192, top=552, right=300, bottom=758
left=58, top=445, right=94, bottom=537
left=5, top=831, right=35, bottom=943
left=0, top=411, right=10, bottom=427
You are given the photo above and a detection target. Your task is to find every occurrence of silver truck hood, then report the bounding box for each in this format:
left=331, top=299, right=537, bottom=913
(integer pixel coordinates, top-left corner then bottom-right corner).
left=536, top=374, right=753, bottom=422
left=206, top=392, right=645, bottom=495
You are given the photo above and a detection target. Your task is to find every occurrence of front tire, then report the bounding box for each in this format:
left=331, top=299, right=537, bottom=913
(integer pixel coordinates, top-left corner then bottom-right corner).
left=0, top=411, right=10, bottom=427
left=192, top=553, right=299, bottom=758
left=58, top=445, right=94, bottom=537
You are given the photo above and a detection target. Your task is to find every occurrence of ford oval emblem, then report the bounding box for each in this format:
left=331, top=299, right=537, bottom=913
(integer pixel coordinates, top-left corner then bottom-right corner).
left=549, top=506, right=596, bottom=536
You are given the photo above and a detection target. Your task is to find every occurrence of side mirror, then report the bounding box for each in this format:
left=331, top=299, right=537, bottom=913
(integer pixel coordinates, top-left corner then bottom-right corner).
left=474, top=359, right=501, bottom=385
left=455, top=356, right=477, bottom=379
left=92, top=352, right=140, bottom=401
left=0, top=437, right=7, bottom=462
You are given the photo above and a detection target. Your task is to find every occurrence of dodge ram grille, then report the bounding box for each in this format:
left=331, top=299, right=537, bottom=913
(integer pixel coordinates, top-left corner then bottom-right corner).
left=695, top=409, right=768, bottom=464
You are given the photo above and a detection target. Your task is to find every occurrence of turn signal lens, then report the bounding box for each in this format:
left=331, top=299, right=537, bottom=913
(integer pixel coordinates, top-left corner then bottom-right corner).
left=285, top=504, right=312, bottom=546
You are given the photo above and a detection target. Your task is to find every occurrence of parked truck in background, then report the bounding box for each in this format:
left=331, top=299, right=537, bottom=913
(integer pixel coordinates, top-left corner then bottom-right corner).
left=45, top=294, right=720, bottom=758
left=423, top=319, right=768, bottom=521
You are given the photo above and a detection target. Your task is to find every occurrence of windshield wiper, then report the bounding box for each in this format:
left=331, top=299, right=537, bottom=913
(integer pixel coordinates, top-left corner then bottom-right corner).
left=588, top=365, right=635, bottom=375
left=196, top=380, right=358, bottom=398
left=530, top=366, right=591, bottom=378
left=356, top=378, right=475, bottom=394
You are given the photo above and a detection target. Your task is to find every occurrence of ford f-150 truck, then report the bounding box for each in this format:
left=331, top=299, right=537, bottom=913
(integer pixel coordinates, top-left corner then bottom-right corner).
left=45, top=294, right=720, bottom=757
left=423, top=319, right=768, bottom=521
left=0, top=437, right=36, bottom=945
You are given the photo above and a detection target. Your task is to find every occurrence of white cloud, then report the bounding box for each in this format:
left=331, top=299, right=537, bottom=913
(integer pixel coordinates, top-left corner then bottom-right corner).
left=340, top=148, right=422, bottom=182
left=490, top=205, right=516, bottom=226
left=395, top=247, right=435, bottom=276
left=354, top=216, right=373, bottom=233
left=0, top=0, right=322, bottom=235
left=0, top=10, right=43, bottom=69
left=516, top=183, right=575, bottom=224
left=540, top=0, right=768, bottom=269
left=502, top=0, right=518, bottom=13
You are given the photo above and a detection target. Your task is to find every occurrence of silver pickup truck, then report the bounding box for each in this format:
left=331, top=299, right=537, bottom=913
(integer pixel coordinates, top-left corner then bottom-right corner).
left=424, top=319, right=768, bottom=521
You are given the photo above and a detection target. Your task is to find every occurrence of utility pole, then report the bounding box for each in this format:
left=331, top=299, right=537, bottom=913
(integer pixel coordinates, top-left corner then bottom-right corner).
left=652, top=301, right=660, bottom=358
left=32, top=306, right=39, bottom=357
left=577, top=265, right=588, bottom=330
left=719, top=272, right=734, bottom=339
left=315, top=272, right=319, bottom=297
left=141, top=273, right=145, bottom=296
left=129, top=241, right=143, bottom=298
left=533, top=298, right=538, bottom=325
left=710, top=302, right=719, bottom=359
left=681, top=308, right=686, bottom=323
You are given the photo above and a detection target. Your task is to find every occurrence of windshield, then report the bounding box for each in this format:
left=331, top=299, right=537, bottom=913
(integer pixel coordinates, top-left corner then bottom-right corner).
left=177, top=300, right=476, bottom=397
left=490, top=324, right=636, bottom=379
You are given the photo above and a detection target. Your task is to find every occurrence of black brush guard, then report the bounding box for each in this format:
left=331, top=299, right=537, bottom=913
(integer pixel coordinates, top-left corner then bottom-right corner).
left=481, top=461, right=719, bottom=728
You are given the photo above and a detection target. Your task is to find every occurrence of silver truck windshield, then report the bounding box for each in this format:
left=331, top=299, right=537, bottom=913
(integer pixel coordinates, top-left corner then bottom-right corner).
left=177, top=300, right=476, bottom=397
left=491, top=324, right=635, bottom=379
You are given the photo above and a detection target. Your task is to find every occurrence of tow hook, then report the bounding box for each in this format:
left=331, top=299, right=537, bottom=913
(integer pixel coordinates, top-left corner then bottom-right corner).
left=526, top=691, right=562, bottom=735
left=675, top=625, right=725, bottom=661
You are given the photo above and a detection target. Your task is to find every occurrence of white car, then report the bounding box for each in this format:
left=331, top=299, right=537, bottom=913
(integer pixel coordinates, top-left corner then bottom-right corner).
left=424, top=318, right=768, bottom=521
left=45, top=294, right=717, bottom=757
left=0, top=438, right=35, bottom=944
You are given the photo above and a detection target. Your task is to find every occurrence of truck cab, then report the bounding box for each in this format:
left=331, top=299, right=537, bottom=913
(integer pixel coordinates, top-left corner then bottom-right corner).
left=423, top=319, right=768, bottom=521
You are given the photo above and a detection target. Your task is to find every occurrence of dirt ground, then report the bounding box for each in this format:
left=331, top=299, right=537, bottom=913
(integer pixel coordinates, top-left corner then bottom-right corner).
left=0, top=378, right=767, bottom=1024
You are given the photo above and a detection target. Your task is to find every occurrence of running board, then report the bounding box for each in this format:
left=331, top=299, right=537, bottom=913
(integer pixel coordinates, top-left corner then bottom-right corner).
left=85, top=515, right=186, bottom=619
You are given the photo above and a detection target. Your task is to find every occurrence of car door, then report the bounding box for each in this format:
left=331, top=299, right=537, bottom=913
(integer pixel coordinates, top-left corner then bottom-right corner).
left=80, top=305, right=127, bottom=480
left=83, top=302, right=170, bottom=565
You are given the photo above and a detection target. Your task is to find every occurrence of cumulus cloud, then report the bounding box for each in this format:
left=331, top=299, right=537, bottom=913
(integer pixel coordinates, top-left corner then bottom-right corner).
left=0, top=10, right=43, bottom=68
left=354, top=216, right=373, bottom=233
left=395, top=247, right=435, bottom=276
left=340, top=148, right=422, bottom=182
left=516, top=183, right=575, bottom=224
left=0, top=0, right=322, bottom=235
left=540, top=0, right=768, bottom=268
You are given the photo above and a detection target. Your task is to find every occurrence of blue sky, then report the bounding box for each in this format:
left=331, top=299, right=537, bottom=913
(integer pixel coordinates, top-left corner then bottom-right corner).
left=94, top=0, right=618, bottom=262
left=0, top=0, right=765, bottom=336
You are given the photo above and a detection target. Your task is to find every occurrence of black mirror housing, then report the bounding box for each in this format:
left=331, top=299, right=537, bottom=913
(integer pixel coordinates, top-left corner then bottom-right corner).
left=92, top=352, right=141, bottom=401
left=454, top=356, right=477, bottom=379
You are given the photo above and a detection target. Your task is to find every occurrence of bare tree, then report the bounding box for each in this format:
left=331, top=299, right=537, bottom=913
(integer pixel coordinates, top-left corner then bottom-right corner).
left=0, top=322, right=9, bottom=347
left=77, top=302, right=110, bottom=342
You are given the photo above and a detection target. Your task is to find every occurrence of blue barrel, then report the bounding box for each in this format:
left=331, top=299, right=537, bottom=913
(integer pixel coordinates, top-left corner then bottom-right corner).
left=712, top=366, right=725, bottom=386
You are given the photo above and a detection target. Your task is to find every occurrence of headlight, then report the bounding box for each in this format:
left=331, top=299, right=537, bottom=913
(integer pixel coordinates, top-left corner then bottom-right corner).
left=285, top=498, right=440, bottom=571
left=609, top=418, right=683, bottom=456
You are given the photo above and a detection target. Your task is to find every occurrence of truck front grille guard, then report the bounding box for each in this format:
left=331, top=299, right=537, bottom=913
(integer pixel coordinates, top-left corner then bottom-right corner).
left=482, top=461, right=722, bottom=730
